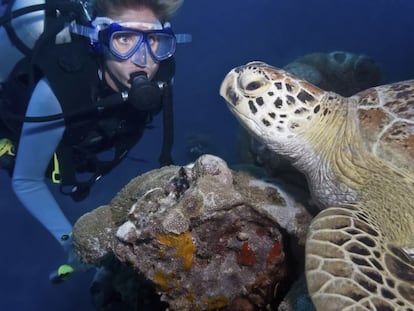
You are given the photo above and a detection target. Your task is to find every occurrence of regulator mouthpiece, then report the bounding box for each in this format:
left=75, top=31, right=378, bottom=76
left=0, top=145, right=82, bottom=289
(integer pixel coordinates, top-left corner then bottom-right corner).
left=128, top=71, right=162, bottom=112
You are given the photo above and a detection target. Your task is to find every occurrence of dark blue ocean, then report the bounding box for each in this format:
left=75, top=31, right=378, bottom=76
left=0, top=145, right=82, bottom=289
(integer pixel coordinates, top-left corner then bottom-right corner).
left=1, top=0, right=414, bottom=310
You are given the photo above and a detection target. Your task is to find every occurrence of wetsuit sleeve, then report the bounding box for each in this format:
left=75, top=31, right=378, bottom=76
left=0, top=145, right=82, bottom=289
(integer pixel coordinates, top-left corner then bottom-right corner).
left=11, top=78, right=72, bottom=250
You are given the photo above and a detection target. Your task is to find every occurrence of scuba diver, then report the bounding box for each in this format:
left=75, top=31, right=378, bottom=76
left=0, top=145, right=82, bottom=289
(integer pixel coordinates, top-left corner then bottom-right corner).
left=0, top=0, right=190, bottom=281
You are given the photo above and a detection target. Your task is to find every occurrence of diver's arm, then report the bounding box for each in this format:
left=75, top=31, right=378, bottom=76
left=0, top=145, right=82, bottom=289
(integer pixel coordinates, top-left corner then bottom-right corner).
left=11, top=78, right=72, bottom=250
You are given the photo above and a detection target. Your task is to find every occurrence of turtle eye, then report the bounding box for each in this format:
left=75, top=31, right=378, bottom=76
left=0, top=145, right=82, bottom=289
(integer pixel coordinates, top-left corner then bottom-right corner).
left=246, top=81, right=263, bottom=91
left=238, top=72, right=270, bottom=96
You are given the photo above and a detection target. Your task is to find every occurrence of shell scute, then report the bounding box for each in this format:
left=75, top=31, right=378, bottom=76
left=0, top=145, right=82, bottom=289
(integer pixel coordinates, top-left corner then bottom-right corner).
left=355, top=80, right=414, bottom=174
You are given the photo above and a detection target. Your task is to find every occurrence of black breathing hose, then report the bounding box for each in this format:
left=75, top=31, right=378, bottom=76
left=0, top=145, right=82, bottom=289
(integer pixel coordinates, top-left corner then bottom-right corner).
left=1, top=91, right=127, bottom=123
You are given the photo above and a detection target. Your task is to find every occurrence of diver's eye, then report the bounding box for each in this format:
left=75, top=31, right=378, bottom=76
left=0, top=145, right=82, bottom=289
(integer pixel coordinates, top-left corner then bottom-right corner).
left=238, top=72, right=270, bottom=96
left=147, top=34, right=160, bottom=46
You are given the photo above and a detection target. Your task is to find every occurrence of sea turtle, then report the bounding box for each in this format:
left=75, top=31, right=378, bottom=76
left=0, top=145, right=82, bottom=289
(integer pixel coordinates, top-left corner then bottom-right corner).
left=220, top=61, right=414, bottom=311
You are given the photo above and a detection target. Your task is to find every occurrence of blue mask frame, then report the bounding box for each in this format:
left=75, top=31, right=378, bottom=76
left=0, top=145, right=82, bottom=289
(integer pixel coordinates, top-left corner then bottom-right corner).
left=98, top=23, right=177, bottom=62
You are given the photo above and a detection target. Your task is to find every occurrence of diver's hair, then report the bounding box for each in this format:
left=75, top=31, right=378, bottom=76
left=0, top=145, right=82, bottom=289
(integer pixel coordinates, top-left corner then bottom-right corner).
left=90, top=0, right=184, bottom=22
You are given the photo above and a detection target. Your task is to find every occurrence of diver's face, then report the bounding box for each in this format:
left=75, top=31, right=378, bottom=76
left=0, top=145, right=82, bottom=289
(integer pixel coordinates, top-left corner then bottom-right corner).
left=104, top=7, right=160, bottom=91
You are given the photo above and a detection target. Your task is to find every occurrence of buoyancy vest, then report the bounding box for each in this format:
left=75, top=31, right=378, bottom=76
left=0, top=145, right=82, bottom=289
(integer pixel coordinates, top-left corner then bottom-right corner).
left=34, top=33, right=175, bottom=201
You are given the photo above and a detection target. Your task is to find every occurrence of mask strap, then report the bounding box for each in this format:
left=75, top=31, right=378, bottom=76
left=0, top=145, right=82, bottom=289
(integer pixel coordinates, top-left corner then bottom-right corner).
left=176, top=33, right=192, bottom=43
left=162, top=22, right=192, bottom=44
left=67, top=21, right=99, bottom=42
left=66, top=16, right=113, bottom=44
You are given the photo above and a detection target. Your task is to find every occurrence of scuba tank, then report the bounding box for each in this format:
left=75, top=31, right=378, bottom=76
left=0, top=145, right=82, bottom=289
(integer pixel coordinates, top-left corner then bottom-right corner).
left=0, top=0, right=50, bottom=173
left=0, top=0, right=45, bottom=174
left=0, top=0, right=45, bottom=82
left=0, top=0, right=85, bottom=177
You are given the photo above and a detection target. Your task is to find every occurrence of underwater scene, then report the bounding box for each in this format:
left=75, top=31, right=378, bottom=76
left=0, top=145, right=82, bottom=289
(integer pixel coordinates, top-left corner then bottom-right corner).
left=1, top=0, right=414, bottom=310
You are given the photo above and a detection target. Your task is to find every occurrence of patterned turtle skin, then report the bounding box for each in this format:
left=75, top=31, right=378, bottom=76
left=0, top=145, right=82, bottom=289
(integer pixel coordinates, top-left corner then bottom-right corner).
left=220, top=61, right=414, bottom=311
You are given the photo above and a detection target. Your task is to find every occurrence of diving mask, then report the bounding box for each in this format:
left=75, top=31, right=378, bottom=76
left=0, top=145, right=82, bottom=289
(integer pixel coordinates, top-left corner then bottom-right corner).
left=68, top=17, right=192, bottom=62
left=98, top=19, right=176, bottom=63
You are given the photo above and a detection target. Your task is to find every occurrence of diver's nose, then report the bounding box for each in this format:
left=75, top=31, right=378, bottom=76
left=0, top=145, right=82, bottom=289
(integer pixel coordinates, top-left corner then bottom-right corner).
left=131, top=43, right=150, bottom=67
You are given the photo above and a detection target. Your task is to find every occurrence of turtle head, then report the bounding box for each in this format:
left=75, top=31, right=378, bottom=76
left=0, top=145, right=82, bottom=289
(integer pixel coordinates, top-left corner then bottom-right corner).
left=220, top=61, right=326, bottom=156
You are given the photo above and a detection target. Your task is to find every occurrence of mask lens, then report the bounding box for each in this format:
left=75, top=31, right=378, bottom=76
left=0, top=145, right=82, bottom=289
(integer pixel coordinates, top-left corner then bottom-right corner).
left=147, top=32, right=176, bottom=61
left=110, top=31, right=143, bottom=59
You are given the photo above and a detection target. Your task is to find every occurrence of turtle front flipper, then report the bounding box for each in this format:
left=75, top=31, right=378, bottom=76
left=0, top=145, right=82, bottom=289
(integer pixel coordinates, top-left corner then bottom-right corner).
left=306, top=205, right=414, bottom=311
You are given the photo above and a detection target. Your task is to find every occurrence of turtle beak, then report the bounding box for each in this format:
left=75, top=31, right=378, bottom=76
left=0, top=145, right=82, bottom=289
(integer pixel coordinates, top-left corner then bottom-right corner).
left=220, top=69, right=239, bottom=107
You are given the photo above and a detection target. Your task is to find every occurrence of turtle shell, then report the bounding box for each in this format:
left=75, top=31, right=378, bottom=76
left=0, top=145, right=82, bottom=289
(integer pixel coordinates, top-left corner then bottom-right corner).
left=355, top=81, right=414, bottom=175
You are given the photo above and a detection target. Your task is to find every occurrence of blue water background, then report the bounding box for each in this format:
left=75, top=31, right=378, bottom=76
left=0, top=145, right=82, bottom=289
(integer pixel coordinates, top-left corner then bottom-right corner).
left=1, top=0, right=414, bottom=310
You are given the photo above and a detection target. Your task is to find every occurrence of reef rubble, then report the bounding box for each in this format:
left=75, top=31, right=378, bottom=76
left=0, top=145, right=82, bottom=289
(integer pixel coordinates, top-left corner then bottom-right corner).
left=73, top=154, right=312, bottom=310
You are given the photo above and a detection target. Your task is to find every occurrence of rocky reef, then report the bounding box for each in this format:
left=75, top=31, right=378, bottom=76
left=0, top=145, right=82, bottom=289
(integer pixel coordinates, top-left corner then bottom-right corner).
left=73, top=155, right=312, bottom=310
left=283, top=51, right=383, bottom=97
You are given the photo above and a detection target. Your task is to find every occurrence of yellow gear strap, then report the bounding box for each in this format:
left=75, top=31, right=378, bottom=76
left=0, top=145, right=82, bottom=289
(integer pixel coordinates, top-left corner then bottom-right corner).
left=0, top=138, right=15, bottom=156
left=52, top=153, right=61, bottom=183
